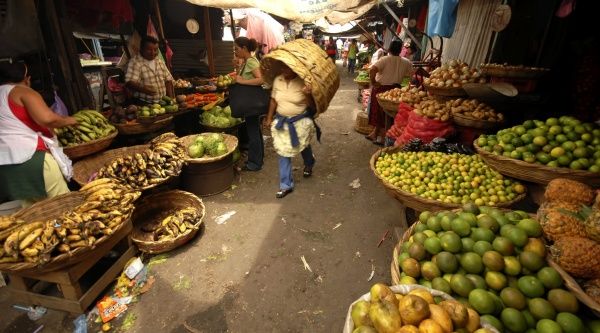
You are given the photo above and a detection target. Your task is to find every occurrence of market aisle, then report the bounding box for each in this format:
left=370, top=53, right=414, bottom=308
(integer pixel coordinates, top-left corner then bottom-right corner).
left=0, top=63, right=408, bottom=333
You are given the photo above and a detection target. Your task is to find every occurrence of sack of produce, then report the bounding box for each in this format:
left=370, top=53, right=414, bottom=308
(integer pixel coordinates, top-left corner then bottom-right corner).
left=386, top=103, right=412, bottom=140
left=396, top=111, right=454, bottom=146
left=343, top=283, right=498, bottom=333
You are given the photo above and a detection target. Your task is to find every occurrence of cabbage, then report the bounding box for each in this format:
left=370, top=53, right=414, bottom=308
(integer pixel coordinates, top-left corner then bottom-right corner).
left=215, top=142, right=228, bottom=156
left=194, top=135, right=206, bottom=145
left=223, top=106, right=232, bottom=116
left=188, top=143, right=205, bottom=158
left=210, top=133, right=223, bottom=142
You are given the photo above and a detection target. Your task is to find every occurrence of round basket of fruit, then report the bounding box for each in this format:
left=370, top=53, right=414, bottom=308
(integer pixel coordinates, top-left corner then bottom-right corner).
left=424, top=60, right=485, bottom=97
left=370, top=146, right=526, bottom=211
left=474, top=116, right=600, bottom=186
left=181, top=133, right=238, bottom=164
left=56, top=110, right=118, bottom=160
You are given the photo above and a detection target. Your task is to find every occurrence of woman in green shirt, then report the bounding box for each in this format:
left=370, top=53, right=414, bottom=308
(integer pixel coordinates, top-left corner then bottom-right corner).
left=234, top=37, right=265, bottom=171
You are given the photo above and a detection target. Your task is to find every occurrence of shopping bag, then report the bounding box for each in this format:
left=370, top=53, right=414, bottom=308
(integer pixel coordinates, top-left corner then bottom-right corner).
left=228, top=84, right=270, bottom=118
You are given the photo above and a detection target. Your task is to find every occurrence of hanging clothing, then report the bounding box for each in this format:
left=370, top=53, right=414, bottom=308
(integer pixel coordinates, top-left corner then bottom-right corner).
left=427, top=0, right=460, bottom=37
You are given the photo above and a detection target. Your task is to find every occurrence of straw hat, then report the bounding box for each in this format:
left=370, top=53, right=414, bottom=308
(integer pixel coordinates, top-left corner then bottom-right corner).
left=261, top=39, right=340, bottom=117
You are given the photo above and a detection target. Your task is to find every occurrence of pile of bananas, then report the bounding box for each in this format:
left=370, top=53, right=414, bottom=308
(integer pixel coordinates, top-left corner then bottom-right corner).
left=55, top=110, right=117, bottom=146
left=143, top=207, right=200, bottom=241
left=97, top=133, right=186, bottom=189
left=0, top=178, right=140, bottom=265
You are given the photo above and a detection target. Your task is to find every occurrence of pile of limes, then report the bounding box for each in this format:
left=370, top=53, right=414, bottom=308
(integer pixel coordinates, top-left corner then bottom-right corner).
left=476, top=116, right=600, bottom=172
left=375, top=151, right=526, bottom=206
left=397, top=205, right=598, bottom=332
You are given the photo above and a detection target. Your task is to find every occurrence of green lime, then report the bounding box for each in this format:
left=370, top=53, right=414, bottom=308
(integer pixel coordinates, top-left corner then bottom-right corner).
left=529, top=298, right=557, bottom=320
left=533, top=136, right=548, bottom=146
left=537, top=267, right=563, bottom=289
left=466, top=273, right=487, bottom=289
left=517, top=219, right=543, bottom=237
left=481, top=314, right=504, bottom=332
left=432, top=276, right=452, bottom=294
left=493, top=237, right=516, bottom=256
left=486, top=271, right=508, bottom=290
left=562, top=141, right=577, bottom=151
left=408, top=242, right=427, bottom=260
left=477, top=214, right=500, bottom=233
left=519, top=276, right=545, bottom=298
left=546, top=118, right=559, bottom=126
left=412, top=232, right=428, bottom=244
left=500, top=286, right=527, bottom=310
left=469, top=288, right=496, bottom=314
left=440, top=232, right=462, bottom=253
left=424, top=237, right=443, bottom=255
left=536, top=152, right=552, bottom=164
left=556, top=312, right=586, bottom=333
left=460, top=252, right=484, bottom=274
left=504, top=256, right=522, bottom=276
left=537, top=319, right=564, bottom=333
left=523, top=120, right=535, bottom=129
left=419, top=211, right=432, bottom=223
left=427, top=215, right=443, bottom=232
left=452, top=217, right=472, bottom=237
left=421, top=261, right=442, bottom=281
left=501, top=308, right=528, bottom=333
left=471, top=228, right=496, bottom=243
left=461, top=238, right=475, bottom=252
left=556, top=133, right=568, bottom=143
left=519, top=251, right=545, bottom=272
left=436, top=251, right=459, bottom=273
left=451, top=273, right=476, bottom=297
left=507, top=227, right=529, bottom=247
left=558, top=155, right=573, bottom=166
left=473, top=240, right=494, bottom=256
left=483, top=250, right=505, bottom=271
left=548, top=289, right=579, bottom=313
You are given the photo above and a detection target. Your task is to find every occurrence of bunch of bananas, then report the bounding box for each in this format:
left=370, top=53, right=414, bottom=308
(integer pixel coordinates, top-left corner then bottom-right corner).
left=0, top=178, right=140, bottom=265
left=97, top=132, right=186, bottom=189
left=143, top=207, right=200, bottom=241
left=55, top=110, right=116, bottom=146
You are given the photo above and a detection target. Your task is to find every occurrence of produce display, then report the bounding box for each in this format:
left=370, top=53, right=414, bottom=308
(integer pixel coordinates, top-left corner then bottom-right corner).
left=178, top=92, right=222, bottom=109
left=349, top=283, right=489, bottom=333
left=413, top=99, right=451, bottom=122
left=0, top=178, right=139, bottom=264
left=200, top=105, right=241, bottom=128
left=424, top=60, right=485, bottom=88
left=538, top=179, right=600, bottom=302
left=187, top=133, right=229, bottom=159
left=355, top=70, right=369, bottom=82
left=447, top=99, right=504, bottom=123
left=55, top=110, right=116, bottom=146
left=396, top=205, right=597, bottom=332
left=374, top=151, right=525, bottom=205
left=142, top=207, right=200, bottom=241
left=213, top=74, right=234, bottom=89
left=476, top=116, right=600, bottom=172
left=137, top=96, right=179, bottom=118
left=173, top=79, right=192, bottom=89
left=378, top=86, right=429, bottom=106
left=97, top=133, right=185, bottom=189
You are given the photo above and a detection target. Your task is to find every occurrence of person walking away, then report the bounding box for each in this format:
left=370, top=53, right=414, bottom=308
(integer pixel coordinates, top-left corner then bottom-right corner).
left=347, top=39, right=359, bottom=74
left=0, top=62, right=78, bottom=206
left=366, top=40, right=414, bottom=145
left=234, top=37, right=265, bottom=171
left=125, top=35, right=174, bottom=103
left=326, top=37, right=337, bottom=62
left=264, top=63, right=317, bottom=198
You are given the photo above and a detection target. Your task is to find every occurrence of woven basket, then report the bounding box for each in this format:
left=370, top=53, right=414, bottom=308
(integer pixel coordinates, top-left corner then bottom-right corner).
left=137, top=113, right=171, bottom=125
left=72, top=145, right=152, bottom=187
left=354, top=111, right=373, bottom=135
left=114, top=116, right=172, bottom=135
left=376, top=95, right=399, bottom=114
left=452, top=113, right=502, bottom=130
left=547, top=259, right=600, bottom=316
left=353, top=79, right=370, bottom=88
left=198, top=120, right=244, bottom=136
left=370, top=147, right=526, bottom=212
left=0, top=192, right=131, bottom=273
left=62, top=131, right=117, bottom=160
left=180, top=134, right=238, bottom=164
left=424, top=84, right=467, bottom=97
left=130, top=190, right=205, bottom=254
left=260, top=39, right=340, bottom=118
left=391, top=222, right=420, bottom=285
left=480, top=65, right=550, bottom=79
left=474, top=143, right=600, bottom=186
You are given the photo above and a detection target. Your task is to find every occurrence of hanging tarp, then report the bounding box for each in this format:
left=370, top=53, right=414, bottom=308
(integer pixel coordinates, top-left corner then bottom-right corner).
left=186, top=0, right=376, bottom=24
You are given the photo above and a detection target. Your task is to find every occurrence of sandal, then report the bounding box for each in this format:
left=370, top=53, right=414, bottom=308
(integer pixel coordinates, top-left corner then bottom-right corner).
left=276, top=188, right=294, bottom=198
left=303, top=166, right=313, bottom=178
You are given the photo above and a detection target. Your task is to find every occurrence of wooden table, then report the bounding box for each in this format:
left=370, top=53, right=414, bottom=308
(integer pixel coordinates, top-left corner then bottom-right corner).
left=4, top=222, right=136, bottom=313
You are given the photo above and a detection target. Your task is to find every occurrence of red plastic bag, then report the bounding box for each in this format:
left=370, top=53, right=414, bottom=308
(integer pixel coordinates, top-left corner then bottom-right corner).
left=396, top=111, right=454, bottom=145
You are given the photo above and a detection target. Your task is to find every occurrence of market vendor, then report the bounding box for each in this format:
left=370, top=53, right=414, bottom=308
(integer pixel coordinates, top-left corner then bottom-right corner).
left=125, top=35, right=174, bottom=103
left=366, top=40, right=414, bottom=145
left=0, top=62, right=77, bottom=206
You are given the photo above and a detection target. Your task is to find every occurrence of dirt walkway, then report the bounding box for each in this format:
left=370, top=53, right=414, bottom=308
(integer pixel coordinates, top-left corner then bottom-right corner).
left=0, top=63, right=408, bottom=333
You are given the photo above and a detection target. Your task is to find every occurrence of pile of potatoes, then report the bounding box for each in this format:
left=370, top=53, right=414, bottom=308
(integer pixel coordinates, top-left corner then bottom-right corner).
left=413, top=99, right=451, bottom=122
left=379, top=87, right=429, bottom=107
left=424, top=60, right=486, bottom=88
left=350, top=284, right=491, bottom=333
left=446, top=98, right=504, bottom=122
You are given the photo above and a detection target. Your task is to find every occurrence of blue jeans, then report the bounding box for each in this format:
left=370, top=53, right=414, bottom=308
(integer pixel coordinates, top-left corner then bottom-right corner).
left=245, top=115, right=263, bottom=170
left=278, top=145, right=315, bottom=190
left=348, top=58, right=356, bottom=73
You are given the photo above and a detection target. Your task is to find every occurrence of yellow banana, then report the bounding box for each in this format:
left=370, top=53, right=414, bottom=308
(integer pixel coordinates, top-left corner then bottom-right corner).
left=67, top=235, right=82, bottom=242
left=21, top=248, right=39, bottom=257
left=58, top=244, right=70, bottom=253
left=19, top=228, right=43, bottom=250
left=80, top=178, right=114, bottom=192
left=3, top=222, right=44, bottom=256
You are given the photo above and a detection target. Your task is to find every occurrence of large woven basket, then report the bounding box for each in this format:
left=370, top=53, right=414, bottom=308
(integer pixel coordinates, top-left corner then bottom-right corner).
left=0, top=192, right=131, bottom=273
left=114, top=116, right=172, bottom=135
left=424, top=84, right=467, bottom=97
left=72, top=145, right=148, bottom=187
left=376, top=95, right=399, bottom=115
left=130, top=190, right=205, bottom=254
left=452, top=113, right=502, bottom=130
left=474, top=142, right=600, bottom=186
left=354, top=111, right=373, bottom=135
left=62, top=131, right=118, bottom=160
left=370, top=147, right=526, bottom=212
left=260, top=39, right=340, bottom=118
left=391, top=222, right=420, bottom=285
left=180, top=134, right=238, bottom=164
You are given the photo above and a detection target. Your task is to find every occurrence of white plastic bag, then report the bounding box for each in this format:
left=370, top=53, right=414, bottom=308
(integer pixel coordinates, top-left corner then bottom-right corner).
left=40, top=135, right=73, bottom=181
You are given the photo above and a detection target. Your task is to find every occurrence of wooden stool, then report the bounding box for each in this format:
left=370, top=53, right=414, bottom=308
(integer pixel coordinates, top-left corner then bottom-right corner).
left=4, top=222, right=136, bottom=313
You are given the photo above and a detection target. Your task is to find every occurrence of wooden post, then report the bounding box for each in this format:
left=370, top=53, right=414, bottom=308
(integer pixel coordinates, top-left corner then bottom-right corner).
left=153, top=0, right=166, bottom=41
left=203, top=7, right=215, bottom=76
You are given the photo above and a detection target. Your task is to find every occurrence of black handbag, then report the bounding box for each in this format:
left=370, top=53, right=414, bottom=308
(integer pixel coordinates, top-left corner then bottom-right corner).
left=229, top=83, right=270, bottom=118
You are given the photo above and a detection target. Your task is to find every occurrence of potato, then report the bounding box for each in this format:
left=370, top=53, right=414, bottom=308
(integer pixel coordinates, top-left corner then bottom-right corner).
left=465, top=308, right=480, bottom=333
left=352, top=326, right=377, bottom=333
left=428, top=304, right=453, bottom=333
left=369, top=300, right=402, bottom=333
left=399, top=295, right=431, bottom=326
left=408, top=289, right=435, bottom=304
left=351, top=300, right=373, bottom=327
left=370, top=283, right=398, bottom=307
left=418, top=319, right=445, bottom=333
left=439, top=300, right=468, bottom=328
left=398, top=325, right=420, bottom=333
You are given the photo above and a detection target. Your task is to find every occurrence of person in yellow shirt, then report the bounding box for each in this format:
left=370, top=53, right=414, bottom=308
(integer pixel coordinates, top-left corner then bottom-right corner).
left=347, top=39, right=359, bottom=74
left=264, top=64, right=317, bottom=198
